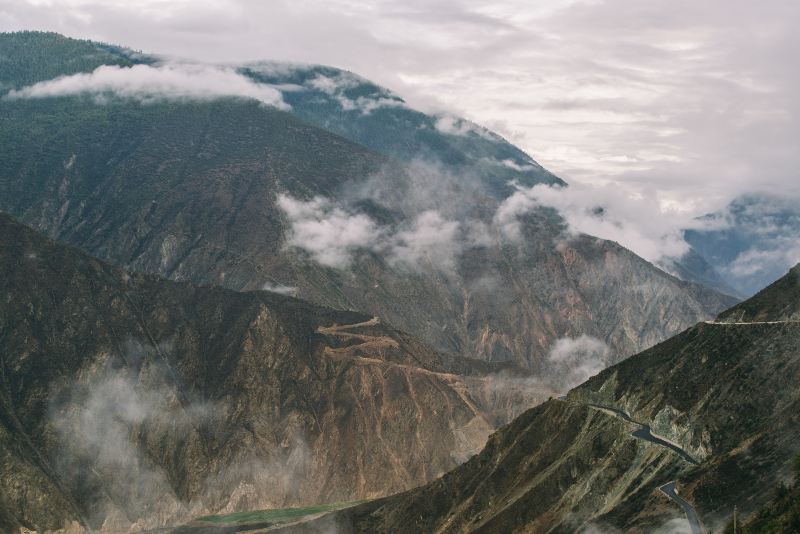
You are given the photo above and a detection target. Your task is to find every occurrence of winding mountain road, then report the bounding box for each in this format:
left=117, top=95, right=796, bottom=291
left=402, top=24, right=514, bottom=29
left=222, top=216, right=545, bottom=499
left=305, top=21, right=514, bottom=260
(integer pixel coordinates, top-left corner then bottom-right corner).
left=558, top=397, right=704, bottom=533
left=660, top=481, right=704, bottom=534
left=704, top=319, right=799, bottom=325
left=585, top=403, right=700, bottom=466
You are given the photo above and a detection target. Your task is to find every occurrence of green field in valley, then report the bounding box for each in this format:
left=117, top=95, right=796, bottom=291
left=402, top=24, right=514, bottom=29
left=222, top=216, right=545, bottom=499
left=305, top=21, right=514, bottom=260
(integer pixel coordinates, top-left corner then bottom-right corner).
left=195, top=500, right=368, bottom=525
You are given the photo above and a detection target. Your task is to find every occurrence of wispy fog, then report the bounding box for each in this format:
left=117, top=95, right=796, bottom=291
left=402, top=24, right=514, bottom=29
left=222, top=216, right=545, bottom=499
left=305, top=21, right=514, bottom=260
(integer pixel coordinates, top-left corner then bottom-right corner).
left=545, top=335, right=611, bottom=391
left=47, top=341, right=312, bottom=530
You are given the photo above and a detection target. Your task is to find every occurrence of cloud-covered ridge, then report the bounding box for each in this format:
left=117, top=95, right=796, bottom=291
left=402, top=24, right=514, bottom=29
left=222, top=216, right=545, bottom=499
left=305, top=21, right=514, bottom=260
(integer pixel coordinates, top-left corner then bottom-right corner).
left=307, top=72, right=405, bottom=114
left=6, top=63, right=289, bottom=109
left=495, top=182, right=694, bottom=263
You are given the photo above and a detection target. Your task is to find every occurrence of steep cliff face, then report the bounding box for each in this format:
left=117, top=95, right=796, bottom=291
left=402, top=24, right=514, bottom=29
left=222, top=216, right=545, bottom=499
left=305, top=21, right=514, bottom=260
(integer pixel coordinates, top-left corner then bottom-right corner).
left=0, top=214, right=504, bottom=532
left=295, top=265, right=800, bottom=533
left=0, top=33, right=736, bottom=375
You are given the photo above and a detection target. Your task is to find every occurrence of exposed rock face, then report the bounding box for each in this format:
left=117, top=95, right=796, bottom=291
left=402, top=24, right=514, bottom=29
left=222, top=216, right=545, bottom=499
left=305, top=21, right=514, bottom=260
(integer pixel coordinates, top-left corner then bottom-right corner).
left=296, top=265, right=800, bottom=533
left=0, top=33, right=736, bottom=376
left=0, top=214, right=502, bottom=532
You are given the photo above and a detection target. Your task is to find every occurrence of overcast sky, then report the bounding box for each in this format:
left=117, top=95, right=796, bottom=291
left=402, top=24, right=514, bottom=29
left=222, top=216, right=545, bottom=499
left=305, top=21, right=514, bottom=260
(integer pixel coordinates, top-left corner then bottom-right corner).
left=2, top=0, right=798, bottom=218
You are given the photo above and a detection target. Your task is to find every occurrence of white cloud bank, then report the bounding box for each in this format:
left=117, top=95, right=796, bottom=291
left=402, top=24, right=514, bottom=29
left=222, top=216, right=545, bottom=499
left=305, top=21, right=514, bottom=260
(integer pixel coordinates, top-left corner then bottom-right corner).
left=277, top=193, right=484, bottom=271
left=495, top=182, right=697, bottom=263
left=6, top=63, right=289, bottom=109
left=279, top=176, right=701, bottom=272
left=277, top=194, right=383, bottom=268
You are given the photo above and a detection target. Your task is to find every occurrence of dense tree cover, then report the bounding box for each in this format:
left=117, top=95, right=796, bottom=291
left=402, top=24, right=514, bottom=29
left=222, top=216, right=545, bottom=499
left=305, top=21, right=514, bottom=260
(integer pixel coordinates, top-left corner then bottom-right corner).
left=0, top=31, right=143, bottom=90
left=725, top=453, right=800, bottom=533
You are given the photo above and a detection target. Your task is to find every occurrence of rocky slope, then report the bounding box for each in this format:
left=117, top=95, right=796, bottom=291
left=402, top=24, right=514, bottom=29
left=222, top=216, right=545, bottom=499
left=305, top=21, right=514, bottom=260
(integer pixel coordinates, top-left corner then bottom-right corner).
left=291, top=264, right=800, bottom=533
left=0, top=213, right=513, bottom=532
left=715, top=263, right=800, bottom=323
left=0, top=32, right=736, bottom=376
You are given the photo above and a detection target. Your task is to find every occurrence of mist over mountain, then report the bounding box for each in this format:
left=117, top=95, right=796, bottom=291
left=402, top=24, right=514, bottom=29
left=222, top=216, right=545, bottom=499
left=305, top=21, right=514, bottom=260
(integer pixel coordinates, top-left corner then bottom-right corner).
left=2, top=28, right=796, bottom=534
left=0, top=32, right=735, bottom=380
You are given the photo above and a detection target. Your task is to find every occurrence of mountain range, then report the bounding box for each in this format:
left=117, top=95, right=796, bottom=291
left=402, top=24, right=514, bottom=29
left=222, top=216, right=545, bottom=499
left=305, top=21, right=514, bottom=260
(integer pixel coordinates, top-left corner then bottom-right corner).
left=0, top=32, right=735, bottom=379
left=1, top=30, right=795, bottom=534
left=685, top=194, right=800, bottom=297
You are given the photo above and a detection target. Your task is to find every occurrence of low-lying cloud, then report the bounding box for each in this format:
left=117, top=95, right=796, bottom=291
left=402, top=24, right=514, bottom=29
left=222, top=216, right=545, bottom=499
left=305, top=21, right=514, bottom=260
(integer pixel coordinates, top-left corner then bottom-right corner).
left=6, top=63, right=289, bottom=109
left=390, top=210, right=462, bottom=270
left=464, top=370, right=557, bottom=426
left=277, top=191, right=481, bottom=271
left=495, top=182, right=695, bottom=263
left=49, top=356, right=219, bottom=529
left=277, top=193, right=384, bottom=268
left=261, top=281, right=298, bottom=296
left=545, top=335, right=611, bottom=391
